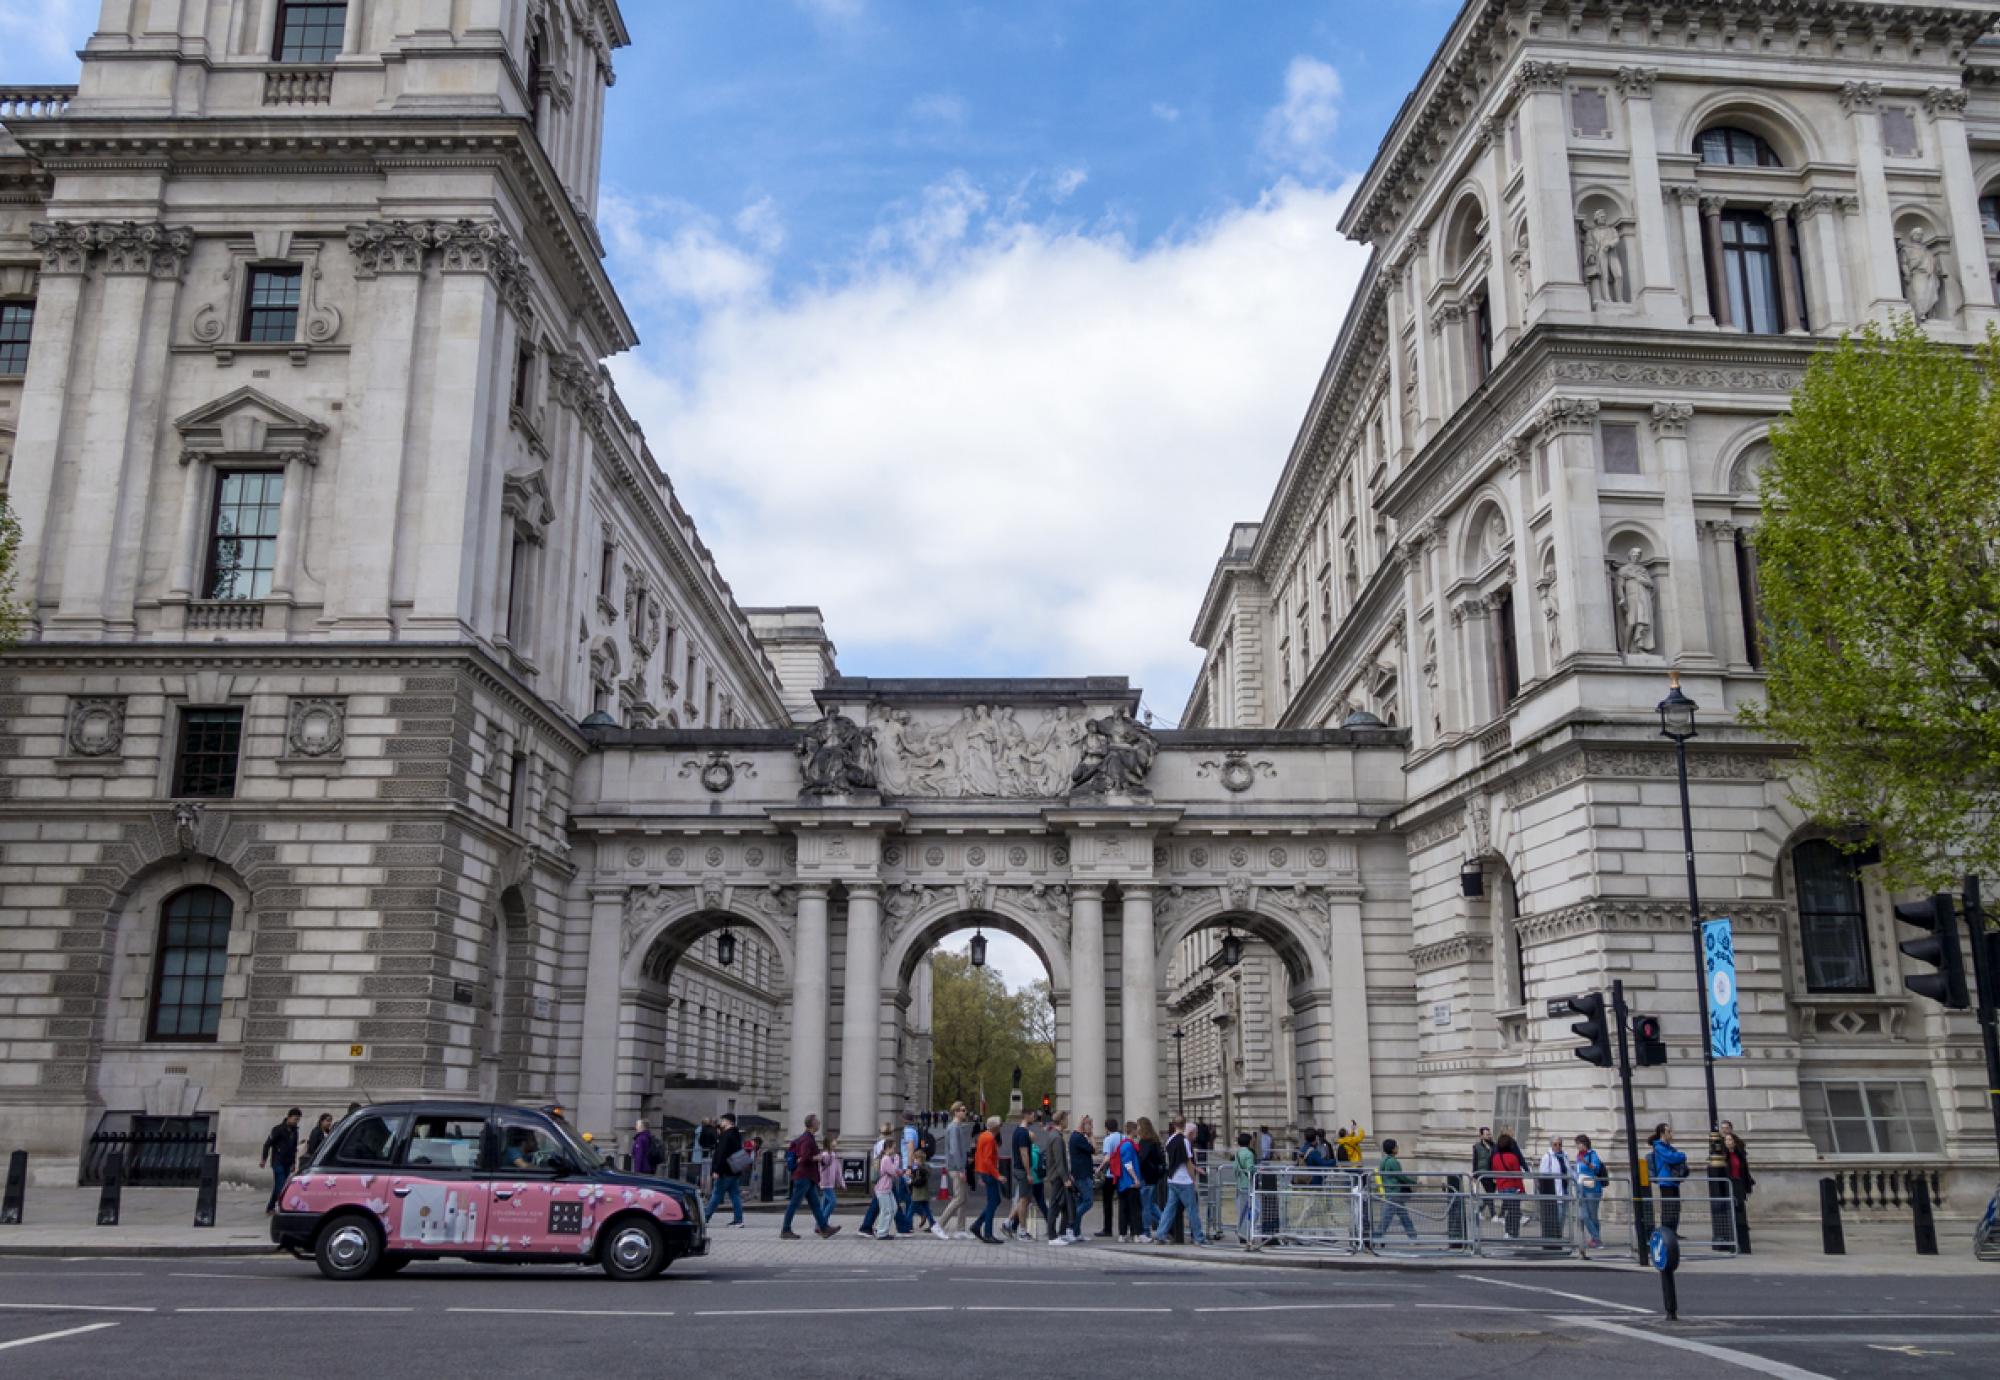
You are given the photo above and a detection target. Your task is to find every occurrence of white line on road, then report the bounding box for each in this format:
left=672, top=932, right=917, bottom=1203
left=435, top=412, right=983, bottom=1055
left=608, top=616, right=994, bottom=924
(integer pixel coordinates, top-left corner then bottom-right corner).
left=1557, top=1315, right=1835, bottom=1380
left=1698, top=1314, right=2000, bottom=1321
left=0, top=1322, right=121, bottom=1353
left=0, top=1303, right=156, bottom=1313
left=1414, top=1304, right=1538, bottom=1313
left=174, top=1307, right=416, bottom=1314
left=447, top=1308, right=678, bottom=1318
left=965, top=1306, right=1172, bottom=1314
left=0, top=1272, right=145, bottom=1278
left=728, top=1276, right=920, bottom=1285
left=691, top=1306, right=955, bottom=1317
left=1465, top=1274, right=1653, bottom=1314
left=1191, top=1304, right=1385, bottom=1313
left=171, top=1272, right=285, bottom=1281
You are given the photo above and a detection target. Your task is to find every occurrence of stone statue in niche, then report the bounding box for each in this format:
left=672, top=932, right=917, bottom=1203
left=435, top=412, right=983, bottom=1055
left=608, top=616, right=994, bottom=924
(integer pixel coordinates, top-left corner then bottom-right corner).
left=797, top=712, right=878, bottom=796
left=1896, top=228, right=1950, bottom=320
left=1069, top=706, right=1159, bottom=798
left=1581, top=211, right=1627, bottom=305
left=1611, top=547, right=1657, bottom=654
left=1538, top=573, right=1561, bottom=661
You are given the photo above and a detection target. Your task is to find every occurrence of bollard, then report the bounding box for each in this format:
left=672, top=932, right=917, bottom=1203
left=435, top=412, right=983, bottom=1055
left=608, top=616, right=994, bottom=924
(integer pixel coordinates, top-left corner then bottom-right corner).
left=96, top=1152, right=124, bottom=1226
left=2, top=1150, right=25, bottom=1224
left=192, top=1153, right=220, bottom=1229
left=1444, top=1172, right=1466, bottom=1247
left=1911, top=1176, right=1939, bottom=1256
left=760, top=1149, right=775, bottom=1203
left=1818, top=1177, right=1845, bottom=1255
left=668, top=1151, right=682, bottom=1182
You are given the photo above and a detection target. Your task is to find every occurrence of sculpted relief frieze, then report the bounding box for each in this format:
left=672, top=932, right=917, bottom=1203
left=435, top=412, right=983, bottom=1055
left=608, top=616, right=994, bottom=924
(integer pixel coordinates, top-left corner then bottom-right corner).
left=854, top=703, right=1159, bottom=800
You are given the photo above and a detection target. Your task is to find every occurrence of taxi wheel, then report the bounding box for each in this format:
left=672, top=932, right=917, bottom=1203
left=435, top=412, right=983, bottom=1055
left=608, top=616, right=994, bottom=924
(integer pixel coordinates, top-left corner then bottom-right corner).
left=600, top=1217, right=666, bottom=1281
left=314, top=1214, right=384, bottom=1282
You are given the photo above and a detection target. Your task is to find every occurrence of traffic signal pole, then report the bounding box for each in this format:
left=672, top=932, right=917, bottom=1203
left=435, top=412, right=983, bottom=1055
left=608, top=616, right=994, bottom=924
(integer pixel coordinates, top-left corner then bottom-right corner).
left=1612, top=979, right=1645, bottom=1265
left=1964, top=877, right=2000, bottom=1166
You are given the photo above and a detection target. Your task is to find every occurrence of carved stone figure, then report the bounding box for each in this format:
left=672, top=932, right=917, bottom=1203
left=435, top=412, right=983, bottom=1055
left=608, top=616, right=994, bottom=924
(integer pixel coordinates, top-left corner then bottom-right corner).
left=1897, top=228, right=1949, bottom=320
left=796, top=712, right=878, bottom=796
left=1582, top=210, right=1626, bottom=305
left=1069, top=706, right=1159, bottom=798
left=1538, top=574, right=1561, bottom=661
left=868, top=704, right=1088, bottom=797
left=1612, top=547, right=1657, bottom=654
left=173, top=801, right=204, bottom=854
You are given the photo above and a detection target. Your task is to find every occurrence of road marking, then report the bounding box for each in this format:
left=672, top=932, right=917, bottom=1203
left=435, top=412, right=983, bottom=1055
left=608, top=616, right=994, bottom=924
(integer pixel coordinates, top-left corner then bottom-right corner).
left=0, top=1272, right=145, bottom=1278
left=1192, top=1303, right=1384, bottom=1313
left=1414, top=1304, right=1536, bottom=1313
left=965, top=1306, right=1172, bottom=1314
left=691, top=1306, right=955, bottom=1317
left=171, top=1272, right=284, bottom=1281
left=1558, top=1316, right=1834, bottom=1380
left=0, top=1322, right=121, bottom=1353
left=1700, top=1314, right=1999, bottom=1321
left=0, top=1303, right=156, bottom=1314
left=1716, top=1334, right=2000, bottom=1346
left=1464, top=1274, right=1653, bottom=1315
left=174, top=1307, right=416, bottom=1314
left=730, top=1275, right=920, bottom=1285
left=447, top=1308, right=677, bottom=1318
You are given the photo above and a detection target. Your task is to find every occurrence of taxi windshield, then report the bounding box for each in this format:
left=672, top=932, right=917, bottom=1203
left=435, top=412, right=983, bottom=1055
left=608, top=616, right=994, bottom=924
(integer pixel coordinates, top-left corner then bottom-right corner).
left=552, top=1118, right=607, bottom=1171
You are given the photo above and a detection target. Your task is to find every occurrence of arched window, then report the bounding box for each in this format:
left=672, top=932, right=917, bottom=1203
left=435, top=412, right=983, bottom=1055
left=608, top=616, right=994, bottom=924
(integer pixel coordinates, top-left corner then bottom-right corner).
left=1980, top=194, right=2000, bottom=235
left=149, top=887, right=233, bottom=1041
left=1794, top=840, right=1872, bottom=993
left=1696, top=126, right=1781, bottom=168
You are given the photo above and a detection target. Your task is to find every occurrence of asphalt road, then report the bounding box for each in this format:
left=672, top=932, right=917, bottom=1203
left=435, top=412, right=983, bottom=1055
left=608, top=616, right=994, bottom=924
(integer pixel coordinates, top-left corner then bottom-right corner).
left=0, top=1252, right=1994, bottom=1378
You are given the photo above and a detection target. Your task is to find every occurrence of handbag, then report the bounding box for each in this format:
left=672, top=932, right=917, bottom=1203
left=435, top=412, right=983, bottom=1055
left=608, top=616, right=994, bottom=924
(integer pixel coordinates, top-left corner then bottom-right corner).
left=727, top=1148, right=754, bottom=1175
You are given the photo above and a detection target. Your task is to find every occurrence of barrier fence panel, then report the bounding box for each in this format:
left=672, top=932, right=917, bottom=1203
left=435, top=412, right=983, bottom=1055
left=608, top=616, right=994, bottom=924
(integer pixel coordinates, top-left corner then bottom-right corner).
left=1469, top=1182, right=1580, bottom=1258
left=1361, top=1173, right=1477, bottom=1257
left=1593, top=1176, right=1739, bottom=1259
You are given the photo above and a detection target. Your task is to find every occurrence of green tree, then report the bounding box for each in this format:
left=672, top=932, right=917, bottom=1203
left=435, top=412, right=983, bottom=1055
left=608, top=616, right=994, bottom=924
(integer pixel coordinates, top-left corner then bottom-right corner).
left=0, top=499, right=25, bottom=651
left=1748, top=319, right=2000, bottom=888
left=927, top=948, right=1055, bottom=1115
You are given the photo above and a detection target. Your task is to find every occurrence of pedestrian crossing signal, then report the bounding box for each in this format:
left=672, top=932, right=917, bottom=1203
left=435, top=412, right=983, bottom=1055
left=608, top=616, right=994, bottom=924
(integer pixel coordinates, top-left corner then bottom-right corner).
left=1632, top=1013, right=1668, bottom=1067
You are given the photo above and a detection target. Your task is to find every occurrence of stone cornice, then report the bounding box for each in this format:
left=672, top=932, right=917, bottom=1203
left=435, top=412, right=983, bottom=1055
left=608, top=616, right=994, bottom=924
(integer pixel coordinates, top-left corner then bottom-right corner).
left=1516, top=898, right=1790, bottom=948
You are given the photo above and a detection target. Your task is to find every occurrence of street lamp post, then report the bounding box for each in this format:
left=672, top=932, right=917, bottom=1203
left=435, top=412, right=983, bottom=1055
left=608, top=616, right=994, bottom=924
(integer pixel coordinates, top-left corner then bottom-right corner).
left=1657, top=673, right=1724, bottom=1168
left=1172, top=1026, right=1185, bottom=1118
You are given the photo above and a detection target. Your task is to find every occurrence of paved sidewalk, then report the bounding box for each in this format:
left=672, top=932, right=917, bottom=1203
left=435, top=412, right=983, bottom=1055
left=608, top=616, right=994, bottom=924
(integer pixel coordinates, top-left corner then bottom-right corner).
left=0, top=1185, right=1985, bottom=1276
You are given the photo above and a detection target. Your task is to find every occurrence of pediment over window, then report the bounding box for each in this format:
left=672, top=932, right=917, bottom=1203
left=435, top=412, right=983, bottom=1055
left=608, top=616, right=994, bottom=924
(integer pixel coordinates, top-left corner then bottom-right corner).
left=503, top=467, right=556, bottom=539
left=175, top=386, right=328, bottom=464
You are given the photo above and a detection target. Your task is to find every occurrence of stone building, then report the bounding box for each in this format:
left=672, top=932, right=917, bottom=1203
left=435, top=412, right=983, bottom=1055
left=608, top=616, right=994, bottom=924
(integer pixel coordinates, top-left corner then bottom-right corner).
left=1183, top=0, right=1999, bottom=1206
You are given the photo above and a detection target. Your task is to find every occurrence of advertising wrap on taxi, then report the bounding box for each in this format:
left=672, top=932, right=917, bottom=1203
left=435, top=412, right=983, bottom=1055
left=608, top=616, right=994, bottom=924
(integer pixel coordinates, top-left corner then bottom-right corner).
left=1703, top=917, right=1742, bottom=1059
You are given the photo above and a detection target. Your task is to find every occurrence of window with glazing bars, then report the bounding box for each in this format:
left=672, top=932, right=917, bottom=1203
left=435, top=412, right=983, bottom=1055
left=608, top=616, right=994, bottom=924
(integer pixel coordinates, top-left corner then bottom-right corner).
left=242, top=267, right=302, bottom=342
left=148, top=887, right=233, bottom=1040
left=1794, top=839, right=1873, bottom=993
left=274, top=2, right=347, bottom=62
left=0, top=302, right=32, bottom=375
left=205, top=470, right=284, bottom=600
left=173, top=708, right=244, bottom=799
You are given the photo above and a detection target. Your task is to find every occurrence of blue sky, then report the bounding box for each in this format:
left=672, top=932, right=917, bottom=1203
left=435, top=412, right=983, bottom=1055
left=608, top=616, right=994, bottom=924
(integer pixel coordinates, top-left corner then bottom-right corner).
left=3, top=0, right=1460, bottom=748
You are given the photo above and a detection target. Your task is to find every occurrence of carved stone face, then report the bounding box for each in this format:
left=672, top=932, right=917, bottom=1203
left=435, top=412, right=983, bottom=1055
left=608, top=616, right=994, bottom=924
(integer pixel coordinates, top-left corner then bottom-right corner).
left=1593, top=209, right=1608, bottom=226
left=1628, top=546, right=1643, bottom=564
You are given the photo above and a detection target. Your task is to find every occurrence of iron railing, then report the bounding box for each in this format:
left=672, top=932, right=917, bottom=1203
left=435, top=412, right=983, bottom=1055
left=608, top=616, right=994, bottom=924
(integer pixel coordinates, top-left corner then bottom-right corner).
left=80, top=1127, right=216, bottom=1187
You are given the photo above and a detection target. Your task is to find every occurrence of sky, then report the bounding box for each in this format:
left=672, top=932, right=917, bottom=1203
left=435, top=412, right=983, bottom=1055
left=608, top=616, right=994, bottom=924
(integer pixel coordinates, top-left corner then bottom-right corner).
left=3, top=0, right=1465, bottom=988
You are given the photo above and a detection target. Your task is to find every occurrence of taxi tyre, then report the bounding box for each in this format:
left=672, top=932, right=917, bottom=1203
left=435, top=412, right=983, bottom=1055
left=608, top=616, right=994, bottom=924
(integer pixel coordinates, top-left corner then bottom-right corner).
left=599, top=1213, right=667, bottom=1281
left=315, top=1211, right=385, bottom=1281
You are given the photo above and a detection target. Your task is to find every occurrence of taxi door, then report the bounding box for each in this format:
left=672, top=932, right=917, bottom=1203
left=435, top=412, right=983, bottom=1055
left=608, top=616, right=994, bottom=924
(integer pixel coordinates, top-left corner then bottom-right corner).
left=481, top=1112, right=597, bottom=1257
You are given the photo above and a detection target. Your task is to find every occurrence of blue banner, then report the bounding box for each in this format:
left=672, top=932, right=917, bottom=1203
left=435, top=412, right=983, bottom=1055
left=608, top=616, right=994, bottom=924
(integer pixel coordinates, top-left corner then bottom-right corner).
left=1703, top=917, right=1742, bottom=1059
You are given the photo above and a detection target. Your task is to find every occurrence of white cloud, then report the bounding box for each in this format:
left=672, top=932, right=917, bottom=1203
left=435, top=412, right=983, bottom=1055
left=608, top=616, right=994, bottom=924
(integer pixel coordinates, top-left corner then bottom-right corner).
left=1261, top=56, right=1344, bottom=178
left=1050, top=166, right=1089, bottom=202
left=605, top=173, right=1368, bottom=715
left=732, top=196, right=787, bottom=257
left=908, top=91, right=969, bottom=126
left=1150, top=101, right=1182, bottom=123
left=601, top=192, right=772, bottom=308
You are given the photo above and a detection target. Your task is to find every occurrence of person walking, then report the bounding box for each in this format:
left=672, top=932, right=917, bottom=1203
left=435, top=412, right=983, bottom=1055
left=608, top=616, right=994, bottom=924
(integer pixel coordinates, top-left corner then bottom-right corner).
left=1029, top=1112, right=1060, bottom=1234
left=1488, top=1132, right=1527, bottom=1239
left=1099, top=1114, right=1124, bottom=1237
left=934, top=1103, right=974, bottom=1239
left=973, top=1115, right=1005, bottom=1243
left=816, top=1131, right=843, bottom=1225
left=1647, top=1122, right=1688, bottom=1233
left=1135, top=1116, right=1167, bottom=1239
left=1472, top=1125, right=1497, bottom=1218
left=1064, top=1115, right=1095, bottom=1243
left=1720, top=1125, right=1755, bottom=1254
left=1256, top=1125, right=1274, bottom=1162
left=1536, top=1135, right=1571, bottom=1240
left=1041, top=1111, right=1075, bottom=1242
left=906, top=1149, right=937, bottom=1233
left=704, top=1112, right=747, bottom=1227
left=1150, top=1118, right=1206, bottom=1245
left=304, top=1112, right=334, bottom=1166
left=1376, top=1138, right=1419, bottom=1244
left=630, top=1119, right=660, bottom=1177
left=1003, top=1108, right=1037, bottom=1240
left=1233, top=1131, right=1258, bottom=1246
left=260, top=1107, right=302, bottom=1215
left=694, top=1117, right=716, bottom=1189
left=859, top=1121, right=895, bottom=1237
left=1574, top=1133, right=1607, bottom=1250
left=780, top=1114, right=841, bottom=1240
left=870, top=1138, right=904, bottom=1240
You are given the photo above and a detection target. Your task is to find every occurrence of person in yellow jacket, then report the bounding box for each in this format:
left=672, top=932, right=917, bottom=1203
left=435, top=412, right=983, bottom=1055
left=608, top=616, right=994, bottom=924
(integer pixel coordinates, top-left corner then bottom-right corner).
left=1335, top=1121, right=1367, bottom=1166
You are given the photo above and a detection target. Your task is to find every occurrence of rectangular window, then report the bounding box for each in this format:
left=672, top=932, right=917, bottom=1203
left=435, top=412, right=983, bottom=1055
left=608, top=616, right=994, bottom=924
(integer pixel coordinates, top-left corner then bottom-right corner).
left=506, top=750, right=528, bottom=830
left=512, top=343, right=537, bottom=411
left=0, top=301, right=33, bottom=375
left=1794, top=840, right=1873, bottom=993
left=1881, top=106, right=1920, bottom=157
left=504, top=535, right=530, bottom=643
left=1493, top=587, right=1521, bottom=703
left=327, top=1113, right=409, bottom=1168
left=1600, top=422, right=1641, bottom=475
left=1720, top=211, right=1782, bottom=335
left=1734, top=528, right=1763, bottom=668
left=1570, top=87, right=1609, bottom=137
left=173, top=707, right=245, bottom=799
left=148, top=888, right=232, bottom=1041
left=599, top=543, right=616, bottom=601
left=1493, top=1083, right=1530, bottom=1145
left=401, top=1113, right=487, bottom=1172
left=1801, top=1079, right=1941, bottom=1156
left=273, top=1, right=347, bottom=62
left=241, top=267, right=302, bottom=343
left=1471, top=291, right=1493, bottom=384
left=204, top=469, right=284, bottom=600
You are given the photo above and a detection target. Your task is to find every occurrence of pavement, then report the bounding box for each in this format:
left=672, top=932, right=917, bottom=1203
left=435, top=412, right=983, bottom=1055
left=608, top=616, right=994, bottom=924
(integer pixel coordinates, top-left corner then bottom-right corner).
left=0, top=1242, right=1994, bottom=1378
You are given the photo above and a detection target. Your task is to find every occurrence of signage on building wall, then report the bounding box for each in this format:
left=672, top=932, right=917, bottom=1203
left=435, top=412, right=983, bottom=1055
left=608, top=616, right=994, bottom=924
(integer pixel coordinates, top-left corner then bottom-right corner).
left=1432, top=1002, right=1451, bottom=1028
left=533, top=997, right=553, bottom=1020
left=348, top=1044, right=365, bottom=1059
left=1702, top=918, right=1742, bottom=1059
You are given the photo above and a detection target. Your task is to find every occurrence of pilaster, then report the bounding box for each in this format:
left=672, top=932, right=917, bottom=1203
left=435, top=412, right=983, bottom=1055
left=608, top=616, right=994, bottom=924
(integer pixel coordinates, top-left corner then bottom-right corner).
left=1923, top=86, right=1999, bottom=329
left=1617, top=68, right=1683, bottom=323
left=1650, top=402, right=1712, bottom=662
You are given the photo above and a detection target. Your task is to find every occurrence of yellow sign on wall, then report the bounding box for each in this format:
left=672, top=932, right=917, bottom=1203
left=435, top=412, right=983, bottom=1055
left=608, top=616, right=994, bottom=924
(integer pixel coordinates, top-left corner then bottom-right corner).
left=349, top=1044, right=365, bottom=1058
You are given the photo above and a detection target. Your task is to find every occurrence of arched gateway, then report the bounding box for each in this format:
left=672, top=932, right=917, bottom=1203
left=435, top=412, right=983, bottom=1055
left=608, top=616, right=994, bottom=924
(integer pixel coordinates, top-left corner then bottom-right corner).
left=571, top=679, right=1408, bottom=1142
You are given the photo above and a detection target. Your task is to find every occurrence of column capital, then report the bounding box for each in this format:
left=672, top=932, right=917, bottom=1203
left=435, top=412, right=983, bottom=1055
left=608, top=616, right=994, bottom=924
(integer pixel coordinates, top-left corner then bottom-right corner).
left=1536, top=395, right=1600, bottom=440
left=94, top=221, right=195, bottom=279
left=796, top=882, right=832, bottom=901
left=1698, top=195, right=1729, bottom=217
left=1069, top=882, right=1107, bottom=902
left=1120, top=883, right=1156, bottom=903
left=1698, top=518, right=1740, bottom=540
left=1838, top=80, right=1880, bottom=113
left=28, top=220, right=95, bottom=276
left=1648, top=401, right=1694, bottom=436
left=1923, top=85, right=1969, bottom=119
left=1510, top=59, right=1569, bottom=102
left=1615, top=66, right=1657, bottom=99
left=846, top=882, right=883, bottom=902
left=432, top=217, right=523, bottom=277
left=1663, top=183, right=1702, bottom=206
left=345, top=219, right=434, bottom=276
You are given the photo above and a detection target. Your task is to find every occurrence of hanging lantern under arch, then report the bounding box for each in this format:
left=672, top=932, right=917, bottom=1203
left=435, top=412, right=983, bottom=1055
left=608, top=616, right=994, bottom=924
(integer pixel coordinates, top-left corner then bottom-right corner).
left=1220, top=927, right=1245, bottom=969
left=716, top=925, right=737, bottom=968
left=970, top=927, right=988, bottom=968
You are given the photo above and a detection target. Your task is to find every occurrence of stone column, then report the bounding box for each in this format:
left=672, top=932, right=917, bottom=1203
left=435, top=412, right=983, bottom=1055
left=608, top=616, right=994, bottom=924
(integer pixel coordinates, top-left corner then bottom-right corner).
left=1504, top=439, right=1540, bottom=680
left=267, top=452, right=317, bottom=603
left=1476, top=120, right=1516, bottom=356
left=1699, top=197, right=1733, bottom=328
left=1383, top=265, right=1413, bottom=463
left=578, top=886, right=626, bottom=1132
left=1119, top=885, right=1160, bottom=1120
left=1324, top=887, right=1376, bottom=1133
left=1839, top=82, right=1910, bottom=319
left=328, top=221, right=429, bottom=636
left=1513, top=61, right=1590, bottom=315
left=1540, top=398, right=1614, bottom=655
left=1702, top=520, right=1748, bottom=669
left=1409, top=231, right=1442, bottom=443
left=1798, top=193, right=1853, bottom=330
left=1068, top=885, right=1108, bottom=1125
left=1455, top=599, right=1493, bottom=723
left=840, top=883, right=883, bottom=1142
left=1668, top=186, right=1714, bottom=326
left=8, top=228, right=92, bottom=609
left=1619, top=68, right=1682, bottom=323
left=1651, top=403, right=1712, bottom=661
left=1430, top=302, right=1467, bottom=413
left=1768, top=202, right=1805, bottom=333
left=1924, top=87, right=1998, bottom=327
left=788, top=884, right=831, bottom=1130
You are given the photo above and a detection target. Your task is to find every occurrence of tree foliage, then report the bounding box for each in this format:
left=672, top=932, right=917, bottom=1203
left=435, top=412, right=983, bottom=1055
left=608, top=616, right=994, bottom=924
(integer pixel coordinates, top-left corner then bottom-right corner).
left=1749, top=319, right=2000, bottom=888
left=0, top=499, right=25, bottom=651
left=927, top=948, right=1055, bottom=1116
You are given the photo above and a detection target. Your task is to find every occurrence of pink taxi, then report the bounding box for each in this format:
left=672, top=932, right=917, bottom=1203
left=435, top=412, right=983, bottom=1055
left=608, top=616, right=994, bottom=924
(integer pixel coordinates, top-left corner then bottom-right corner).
left=271, top=1101, right=706, bottom=1281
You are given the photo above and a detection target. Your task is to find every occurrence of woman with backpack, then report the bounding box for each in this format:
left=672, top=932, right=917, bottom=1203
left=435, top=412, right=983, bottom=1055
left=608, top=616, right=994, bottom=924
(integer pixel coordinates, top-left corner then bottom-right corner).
left=1647, top=1123, right=1688, bottom=1232
left=1134, top=1116, right=1167, bottom=1239
left=1488, top=1131, right=1528, bottom=1239
left=1575, top=1133, right=1607, bottom=1250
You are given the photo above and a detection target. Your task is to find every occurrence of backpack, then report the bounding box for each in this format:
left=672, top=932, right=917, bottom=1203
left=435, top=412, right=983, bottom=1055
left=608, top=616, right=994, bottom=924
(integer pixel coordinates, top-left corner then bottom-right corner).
left=1030, top=1143, right=1043, bottom=1182
left=917, top=1126, right=936, bottom=1159
left=786, top=1133, right=810, bottom=1176
left=1140, top=1139, right=1166, bottom=1185
left=728, top=1148, right=754, bottom=1175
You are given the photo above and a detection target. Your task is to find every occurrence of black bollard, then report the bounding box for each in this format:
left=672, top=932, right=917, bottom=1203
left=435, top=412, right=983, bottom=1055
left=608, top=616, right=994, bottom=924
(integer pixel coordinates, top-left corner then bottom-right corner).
left=2, top=1150, right=25, bottom=1224
left=192, top=1153, right=220, bottom=1229
left=96, top=1152, right=123, bottom=1226
left=1445, top=1172, right=1467, bottom=1246
left=1911, top=1176, right=1939, bottom=1256
left=668, top=1151, right=682, bottom=1182
left=1818, top=1177, right=1845, bottom=1255
left=760, top=1149, right=775, bottom=1203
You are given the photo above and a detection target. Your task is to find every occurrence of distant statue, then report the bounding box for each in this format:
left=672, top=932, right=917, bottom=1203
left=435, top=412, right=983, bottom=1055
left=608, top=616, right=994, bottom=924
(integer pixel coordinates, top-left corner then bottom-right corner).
left=1069, top=705, right=1159, bottom=798
left=1897, top=229, right=1948, bottom=321
left=1582, top=210, right=1626, bottom=305
left=1539, top=574, right=1561, bottom=661
left=797, top=712, right=878, bottom=796
left=1011, top=1065, right=1022, bottom=1090
left=1612, top=548, right=1657, bottom=654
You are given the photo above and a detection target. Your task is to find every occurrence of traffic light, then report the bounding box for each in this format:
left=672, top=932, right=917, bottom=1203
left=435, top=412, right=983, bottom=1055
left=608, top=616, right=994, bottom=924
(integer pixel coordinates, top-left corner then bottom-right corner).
left=1895, top=893, right=1969, bottom=1010
left=1040, top=1094, right=1051, bottom=1113
left=1562, top=992, right=1612, bottom=1068
left=1632, top=1013, right=1668, bottom=1067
